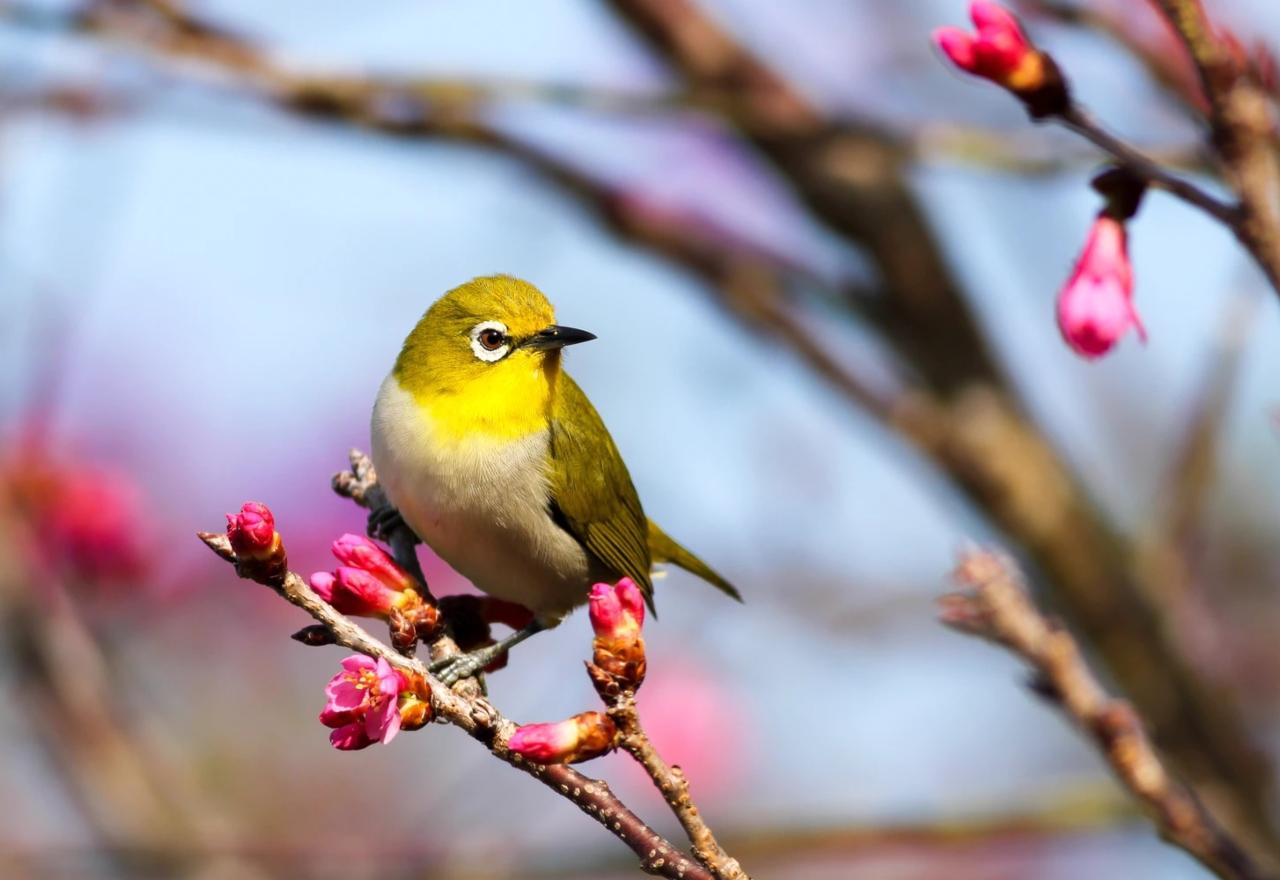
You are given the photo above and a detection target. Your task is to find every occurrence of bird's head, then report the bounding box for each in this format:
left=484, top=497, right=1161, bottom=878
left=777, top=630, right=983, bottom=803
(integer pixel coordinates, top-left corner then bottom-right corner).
left=393, top=276, right=595, bottom=436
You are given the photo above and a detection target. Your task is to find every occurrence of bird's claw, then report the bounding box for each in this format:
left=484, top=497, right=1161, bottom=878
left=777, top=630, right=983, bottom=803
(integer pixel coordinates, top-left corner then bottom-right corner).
left=430, top=649, right=495, bottom=687
left=367, top=505, right=407, bottom=542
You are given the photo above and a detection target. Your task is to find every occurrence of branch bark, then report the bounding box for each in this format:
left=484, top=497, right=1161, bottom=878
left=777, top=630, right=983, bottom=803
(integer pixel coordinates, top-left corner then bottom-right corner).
left=1148, top=0, right=1280, bottom=296
left=942, top=550, right=1272, bottom=880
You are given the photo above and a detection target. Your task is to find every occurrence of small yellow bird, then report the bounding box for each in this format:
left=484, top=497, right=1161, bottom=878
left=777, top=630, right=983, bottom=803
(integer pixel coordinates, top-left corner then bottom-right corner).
left=371, top=275, right=740, bottom=682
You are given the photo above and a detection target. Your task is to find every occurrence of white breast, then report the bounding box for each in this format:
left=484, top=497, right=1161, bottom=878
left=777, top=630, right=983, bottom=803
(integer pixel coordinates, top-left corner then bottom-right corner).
left=369, top=374, right=593, bottom=622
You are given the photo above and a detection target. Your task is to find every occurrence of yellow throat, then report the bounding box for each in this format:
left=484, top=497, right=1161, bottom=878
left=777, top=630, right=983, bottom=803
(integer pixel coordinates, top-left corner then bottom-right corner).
left=390, top=276, right=563, bottom=444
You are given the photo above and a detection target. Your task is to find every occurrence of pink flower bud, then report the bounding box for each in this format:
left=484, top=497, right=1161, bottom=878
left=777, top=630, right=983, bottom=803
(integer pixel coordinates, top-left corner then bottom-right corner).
left=507, top=711, right=618, bottom=764
left=330, top=533, right=413, bottom=593
left=310, top=566, right=402, bottom=618
left=933, top=2, right=1047, bottom=92
left=226, top=502, right=276, bottom=558
left=1056, top=216, right=1146, bottom=359
left=588, top=577, right=645, bottom=644
left=320, top=655, right=409, bottom=750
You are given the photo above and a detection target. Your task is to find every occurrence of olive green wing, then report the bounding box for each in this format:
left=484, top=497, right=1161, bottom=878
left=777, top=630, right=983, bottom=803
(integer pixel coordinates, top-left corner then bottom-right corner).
left=547, top=374, right=655, bottom=610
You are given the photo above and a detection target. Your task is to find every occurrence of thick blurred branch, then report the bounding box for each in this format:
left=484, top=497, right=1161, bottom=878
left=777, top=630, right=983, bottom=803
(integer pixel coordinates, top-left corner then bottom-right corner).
left=0, top=516, right=260, bottom=877
left=942, top=550, right=1269, bottom=880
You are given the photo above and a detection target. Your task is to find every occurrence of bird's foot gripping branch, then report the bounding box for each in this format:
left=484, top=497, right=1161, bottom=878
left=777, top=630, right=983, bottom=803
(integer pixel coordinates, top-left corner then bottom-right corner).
left=198, top=449, right=749, bottom=880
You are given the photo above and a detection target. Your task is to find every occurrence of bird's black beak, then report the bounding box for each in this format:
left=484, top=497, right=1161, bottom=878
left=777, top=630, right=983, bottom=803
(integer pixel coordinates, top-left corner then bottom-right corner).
left=522, top=324, right=597, bottom=351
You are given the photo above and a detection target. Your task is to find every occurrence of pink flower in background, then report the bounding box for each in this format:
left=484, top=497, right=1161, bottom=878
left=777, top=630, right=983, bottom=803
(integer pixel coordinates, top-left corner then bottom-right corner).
left=1057, top=216, right=1145, bottom=358
left=2, top=446, right=150, bottom=586
left=589, top=577, right=645, bottom=644
left=226, top=502, right=276, bottom=558
left=627, top=658, right=748, bottom=802
left=933, top=2, right=1044, bottom=91
left=319, top=655, right=407, bottom=750
left=39, top=467, right=149, bottom=583
left=507, top=711, right=617, bottom=764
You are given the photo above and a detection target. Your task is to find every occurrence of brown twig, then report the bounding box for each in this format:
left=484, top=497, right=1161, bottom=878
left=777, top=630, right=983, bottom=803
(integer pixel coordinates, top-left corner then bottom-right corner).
left=1057, top=104, right=1238, bottom=223
left=941, top=550, right=1271, bottom=880
left=198, top=454, right=722, bottom=880
left=609, top=694, right=746, bottom=880
left=1147, top=0, right=1280, bottom=297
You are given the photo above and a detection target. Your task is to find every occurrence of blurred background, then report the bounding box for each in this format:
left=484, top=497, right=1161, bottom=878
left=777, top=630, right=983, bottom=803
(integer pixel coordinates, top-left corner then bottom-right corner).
left=2, top=0, right=1279, bottom=877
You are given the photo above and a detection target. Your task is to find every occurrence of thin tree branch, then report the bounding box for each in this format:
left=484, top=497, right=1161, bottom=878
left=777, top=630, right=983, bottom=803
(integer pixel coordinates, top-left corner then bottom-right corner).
left=1148, top=0, right=1280, bottom=297
left=941, top=550, right=1271, bottom=880
left=1058, top=104, right=1238, bottom=223
left=611, top=694, right=745, bottom=879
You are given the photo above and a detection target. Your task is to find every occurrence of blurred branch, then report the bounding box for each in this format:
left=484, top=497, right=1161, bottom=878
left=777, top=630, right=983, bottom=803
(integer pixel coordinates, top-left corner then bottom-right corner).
left=0, top=515, right=261, bottom=877
left=942, top=550, right=1270, bottom=880
left=1058, top=104, right=1238, bottom=222
left=1143, top=292, right=1257, bottom=589
left=912, top=121, right=1208, bottom=175
left=1018, top=0, right=1207, bottom=112
left=200, top=450, right=731, bottom=880
left=1148, top=0, right=1280, bottom=296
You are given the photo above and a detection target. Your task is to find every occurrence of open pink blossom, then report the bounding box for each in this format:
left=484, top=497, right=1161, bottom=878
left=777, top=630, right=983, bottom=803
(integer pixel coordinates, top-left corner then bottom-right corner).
left=933, top=2, right=1044, bottom=90
left=226, top=502, right=276, bottom=558
left=1056, top=216, right=1146, bottom=358
left=588, top=577, right=645, bottom=644
left=507, top=711, right=617, bottom=764
left=319, top=655, right=407, bottom=750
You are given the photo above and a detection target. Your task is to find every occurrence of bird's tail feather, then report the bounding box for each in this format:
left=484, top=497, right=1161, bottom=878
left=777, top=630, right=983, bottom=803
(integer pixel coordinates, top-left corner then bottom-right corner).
left=647, top=520, right=743, bottom=602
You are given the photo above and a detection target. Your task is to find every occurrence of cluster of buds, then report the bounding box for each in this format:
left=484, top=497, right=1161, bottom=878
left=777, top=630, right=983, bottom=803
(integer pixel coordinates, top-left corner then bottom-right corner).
left=506, top=578, right=648, bottom=765
left=1057, top=169, right=1148, bottom=359
left=310, top=534, right=440, bottom=651
left=933, top=2, right=1069, bottom=118
left=226, top=502, right=288, bottom=586
left=320, top=654, right=432, bottom=750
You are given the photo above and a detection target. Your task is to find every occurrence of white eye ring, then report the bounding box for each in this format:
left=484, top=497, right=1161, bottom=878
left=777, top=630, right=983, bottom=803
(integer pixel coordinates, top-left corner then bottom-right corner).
left=469, top=321, right=511, bottom=362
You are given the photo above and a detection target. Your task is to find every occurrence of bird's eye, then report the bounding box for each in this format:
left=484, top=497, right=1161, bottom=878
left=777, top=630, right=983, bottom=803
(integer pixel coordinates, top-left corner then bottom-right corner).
left=469, top=321, right=512, bottom=362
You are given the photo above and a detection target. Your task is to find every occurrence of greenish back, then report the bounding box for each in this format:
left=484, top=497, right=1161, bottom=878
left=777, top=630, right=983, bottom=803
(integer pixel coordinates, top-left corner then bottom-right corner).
left=547, top=373, right=742, bottom=610
left=548, top=374, right=655, bottom=610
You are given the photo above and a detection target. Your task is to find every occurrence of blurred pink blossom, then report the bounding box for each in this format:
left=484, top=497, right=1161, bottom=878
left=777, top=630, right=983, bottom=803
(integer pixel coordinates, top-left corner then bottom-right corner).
left=1056, top=215, right=1145, bottom=358
left=628, top=658, right=749, bottom=801
left=2, top=445, right=150, bottom=586
left=933, top=2, right=1043, bottom=90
